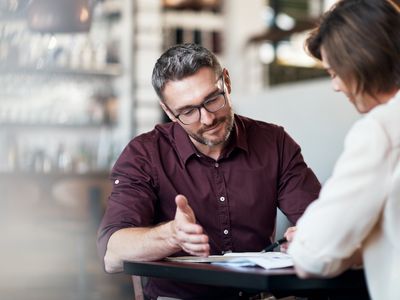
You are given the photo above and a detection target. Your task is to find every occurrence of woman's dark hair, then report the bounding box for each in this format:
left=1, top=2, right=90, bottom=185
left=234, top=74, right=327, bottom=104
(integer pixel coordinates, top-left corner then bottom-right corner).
left=305, top=0, right=400, bottom=97
left=152, top=43, right=222, bottom=100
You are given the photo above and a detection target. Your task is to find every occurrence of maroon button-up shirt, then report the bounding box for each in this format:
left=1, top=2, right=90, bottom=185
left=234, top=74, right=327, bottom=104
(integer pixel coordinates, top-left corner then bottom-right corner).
left=98, top=114, right=320, bottom=299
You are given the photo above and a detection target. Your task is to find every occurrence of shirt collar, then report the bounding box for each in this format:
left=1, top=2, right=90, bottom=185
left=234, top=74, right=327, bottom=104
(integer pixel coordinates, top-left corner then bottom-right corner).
left=172, top=123, right=198, bottom=164
left=231, top=114, right=249, bottom=154
left=172, top=114, right=249, bottom=165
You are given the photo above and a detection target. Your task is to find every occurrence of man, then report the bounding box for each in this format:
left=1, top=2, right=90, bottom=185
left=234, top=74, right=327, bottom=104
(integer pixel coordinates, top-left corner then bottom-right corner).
left=98, top=43, right=320, bottom=299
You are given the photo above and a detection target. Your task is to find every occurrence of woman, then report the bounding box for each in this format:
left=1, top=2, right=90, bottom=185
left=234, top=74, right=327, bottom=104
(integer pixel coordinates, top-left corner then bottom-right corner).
left=285, top=1, right=400, bottom=299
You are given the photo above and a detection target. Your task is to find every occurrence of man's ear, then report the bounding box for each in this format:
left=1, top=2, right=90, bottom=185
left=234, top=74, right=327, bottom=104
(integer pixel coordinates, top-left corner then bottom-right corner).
left=223, top=68, right=232, bottom=94
left=159, top=101, right=177, bottom=122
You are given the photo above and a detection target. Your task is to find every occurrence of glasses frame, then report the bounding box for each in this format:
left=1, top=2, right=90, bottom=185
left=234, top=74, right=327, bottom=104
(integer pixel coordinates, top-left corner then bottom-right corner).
left=165, top=74, right=227, bottom=125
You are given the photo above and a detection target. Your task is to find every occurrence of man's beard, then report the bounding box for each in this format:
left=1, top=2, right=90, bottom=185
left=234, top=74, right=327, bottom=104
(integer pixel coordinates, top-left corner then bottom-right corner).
left=188, top=111, right=234, bottom=147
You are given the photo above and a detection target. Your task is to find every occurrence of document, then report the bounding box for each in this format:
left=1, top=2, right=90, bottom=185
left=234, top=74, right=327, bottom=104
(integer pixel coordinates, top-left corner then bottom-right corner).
left=165, top=252, right=293, bottom=269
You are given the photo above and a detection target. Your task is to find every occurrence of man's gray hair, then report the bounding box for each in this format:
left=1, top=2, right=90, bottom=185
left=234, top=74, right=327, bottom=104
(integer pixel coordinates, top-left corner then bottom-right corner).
left=152, top=43, right=222, bottom=101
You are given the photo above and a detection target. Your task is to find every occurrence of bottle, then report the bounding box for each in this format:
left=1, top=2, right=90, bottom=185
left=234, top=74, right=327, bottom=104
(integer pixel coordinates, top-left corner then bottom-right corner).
left=56, top=143, right=72, bottom=172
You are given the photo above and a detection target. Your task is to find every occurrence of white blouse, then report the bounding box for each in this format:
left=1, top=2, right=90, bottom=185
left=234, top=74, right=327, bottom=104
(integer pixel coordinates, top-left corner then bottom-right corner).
left=288, top=91, right=400, bottom=300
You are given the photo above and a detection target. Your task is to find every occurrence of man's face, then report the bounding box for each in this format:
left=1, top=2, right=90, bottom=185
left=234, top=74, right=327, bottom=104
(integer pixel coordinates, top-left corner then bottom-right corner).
left=161, top=67, right=234, bottom=148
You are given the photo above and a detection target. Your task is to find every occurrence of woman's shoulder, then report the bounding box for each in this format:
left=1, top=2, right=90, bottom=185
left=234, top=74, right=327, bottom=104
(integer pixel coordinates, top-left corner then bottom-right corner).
left=365, top=93, right=400, bottom=147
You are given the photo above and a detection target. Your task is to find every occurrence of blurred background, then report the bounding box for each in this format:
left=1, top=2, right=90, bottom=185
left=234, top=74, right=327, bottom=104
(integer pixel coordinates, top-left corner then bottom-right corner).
left=0, top=0, right=359, bottom=299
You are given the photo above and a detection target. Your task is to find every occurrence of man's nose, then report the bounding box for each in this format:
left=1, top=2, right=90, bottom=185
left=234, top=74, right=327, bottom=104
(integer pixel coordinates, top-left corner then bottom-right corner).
left=199, top=107, right=215, bottom=125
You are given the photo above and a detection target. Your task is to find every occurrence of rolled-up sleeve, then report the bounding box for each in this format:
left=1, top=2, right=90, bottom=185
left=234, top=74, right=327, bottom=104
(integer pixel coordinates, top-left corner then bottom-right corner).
left=277, top=129, right=321, bottom=224
left=97, top=136, right=158, bottom=261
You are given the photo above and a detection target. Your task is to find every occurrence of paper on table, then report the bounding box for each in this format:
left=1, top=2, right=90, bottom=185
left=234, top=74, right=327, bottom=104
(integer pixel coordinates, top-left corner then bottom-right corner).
left=165, top=252, right=293, bottom=269
left=217, top=252, right=293, bottom=269
left=165, top=255, right=234, bottom=263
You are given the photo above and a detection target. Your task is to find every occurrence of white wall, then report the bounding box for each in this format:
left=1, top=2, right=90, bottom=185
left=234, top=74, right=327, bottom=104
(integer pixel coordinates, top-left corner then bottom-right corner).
left=234, top=78, right=360, bottom=184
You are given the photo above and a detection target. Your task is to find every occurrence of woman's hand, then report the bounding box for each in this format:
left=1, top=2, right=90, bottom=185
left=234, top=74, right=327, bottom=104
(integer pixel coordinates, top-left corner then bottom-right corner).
left=280, top=226, right=297, bottom=253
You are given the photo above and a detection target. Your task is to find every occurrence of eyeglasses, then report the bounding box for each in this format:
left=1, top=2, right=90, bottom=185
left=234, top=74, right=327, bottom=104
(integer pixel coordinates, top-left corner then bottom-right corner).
left=167, top=75, right=227, bottom=125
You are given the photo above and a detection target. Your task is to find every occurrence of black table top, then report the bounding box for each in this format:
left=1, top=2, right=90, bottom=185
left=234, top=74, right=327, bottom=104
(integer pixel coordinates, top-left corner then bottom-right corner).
left=124, top=260, right=369, bottom=297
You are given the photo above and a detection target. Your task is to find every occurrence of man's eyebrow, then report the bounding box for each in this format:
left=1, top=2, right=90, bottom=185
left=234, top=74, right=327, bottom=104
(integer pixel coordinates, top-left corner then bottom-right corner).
left=205, top=87, right=222, bottom=99
left=175, top=87, right=221, bottom=112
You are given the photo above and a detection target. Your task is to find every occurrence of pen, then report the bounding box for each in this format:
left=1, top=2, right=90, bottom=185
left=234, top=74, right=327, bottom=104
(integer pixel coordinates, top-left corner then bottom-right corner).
left=261, top=237, right=288, bottom=252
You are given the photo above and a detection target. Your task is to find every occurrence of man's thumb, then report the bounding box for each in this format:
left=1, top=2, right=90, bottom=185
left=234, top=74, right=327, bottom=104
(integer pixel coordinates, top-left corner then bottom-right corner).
left=175, top=194, right=189, bottom=212
left=175, top=194, right=198, bottom=228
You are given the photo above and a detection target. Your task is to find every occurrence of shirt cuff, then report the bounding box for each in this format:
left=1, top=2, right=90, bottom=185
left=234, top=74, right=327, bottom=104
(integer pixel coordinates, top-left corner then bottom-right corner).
left=288, top=237, right=332, bottom=276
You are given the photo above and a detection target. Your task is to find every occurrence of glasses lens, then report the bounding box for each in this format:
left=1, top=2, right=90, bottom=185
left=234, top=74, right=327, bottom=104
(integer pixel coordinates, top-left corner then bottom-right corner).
left=179, top=109, right=200, bottom=125
left=204, top=93, right=226, bottom=113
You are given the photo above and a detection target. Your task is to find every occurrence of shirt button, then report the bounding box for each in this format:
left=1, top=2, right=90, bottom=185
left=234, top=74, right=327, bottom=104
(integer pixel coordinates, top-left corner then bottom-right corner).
left=223, top=229, right=229, bottom=235
left=215, top=162, right=219, bottom=168
left=114, top=179, right=120, bottom=184
left=219, top=196, right=225, bottom=202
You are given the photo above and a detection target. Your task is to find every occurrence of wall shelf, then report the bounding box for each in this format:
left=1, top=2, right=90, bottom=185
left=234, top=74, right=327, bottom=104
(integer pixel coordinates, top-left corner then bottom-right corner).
left=0, top=1, right=130, bottom=176
left=0, top=122, right=115, bottom=129
left=0, top=64, right=123, bottom=77
left=0, top=170, right=110, bottom=180
left=163, top=10, right=224, bottom=30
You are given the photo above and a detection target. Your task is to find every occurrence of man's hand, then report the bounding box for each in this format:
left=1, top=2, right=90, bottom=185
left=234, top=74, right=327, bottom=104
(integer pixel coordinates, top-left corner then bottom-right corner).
left=280, top=226, right=297, bottom=253
left=172, top=194, right=210, bottom=257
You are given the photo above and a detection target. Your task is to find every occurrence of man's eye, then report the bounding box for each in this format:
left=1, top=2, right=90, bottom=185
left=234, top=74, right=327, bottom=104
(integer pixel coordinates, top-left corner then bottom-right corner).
left=205, top=96, right=218, bottom=104
left=181, top=108, right=196, bottom=116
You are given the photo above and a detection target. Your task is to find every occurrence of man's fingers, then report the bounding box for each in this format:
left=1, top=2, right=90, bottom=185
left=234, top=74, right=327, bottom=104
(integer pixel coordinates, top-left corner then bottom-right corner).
left=175, top=230, right=209, bottom=244
left=175, top=222, right=204, bottom=234
left=181, top=242, right=210, bottom=257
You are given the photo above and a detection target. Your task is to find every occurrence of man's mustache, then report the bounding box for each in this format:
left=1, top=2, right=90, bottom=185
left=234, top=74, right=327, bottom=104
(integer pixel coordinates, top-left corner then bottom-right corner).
left=199, top=118, right=224, bottom=134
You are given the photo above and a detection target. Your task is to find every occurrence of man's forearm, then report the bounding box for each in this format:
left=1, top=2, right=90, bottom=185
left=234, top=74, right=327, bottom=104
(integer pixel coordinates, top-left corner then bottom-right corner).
left=104, top=221, right=180, bottom=273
